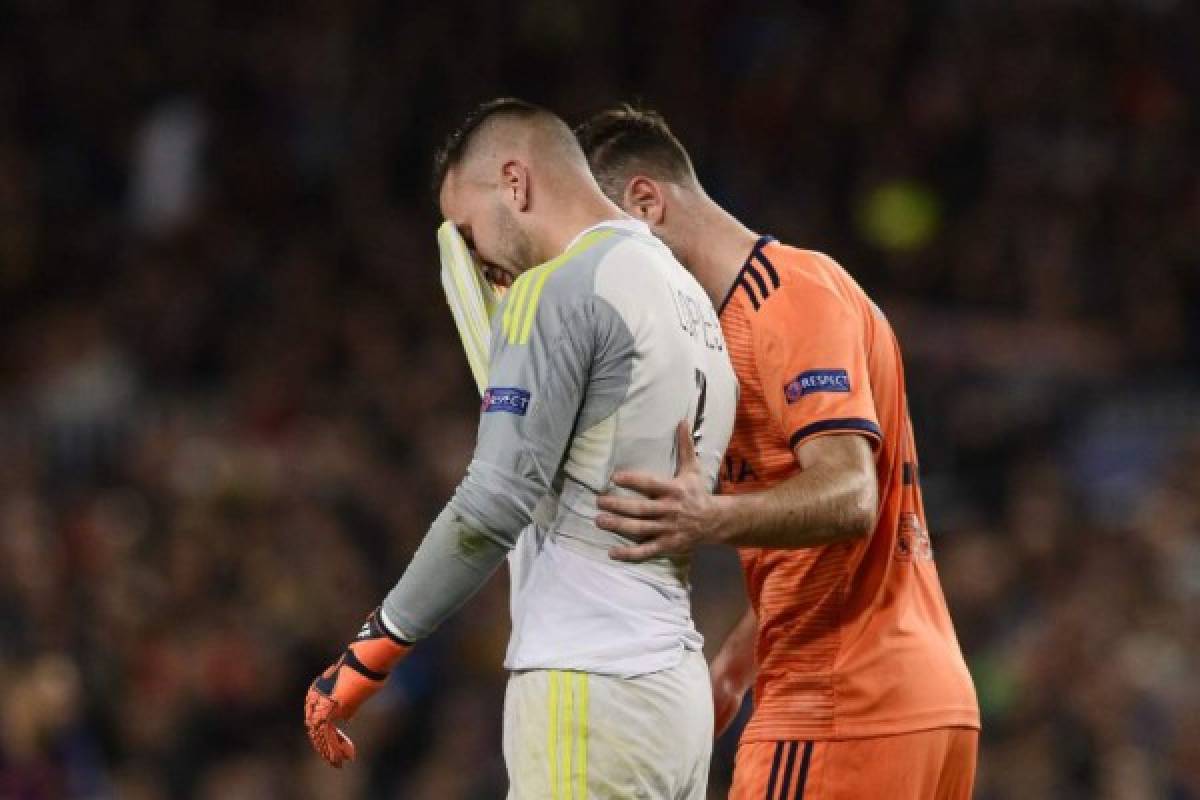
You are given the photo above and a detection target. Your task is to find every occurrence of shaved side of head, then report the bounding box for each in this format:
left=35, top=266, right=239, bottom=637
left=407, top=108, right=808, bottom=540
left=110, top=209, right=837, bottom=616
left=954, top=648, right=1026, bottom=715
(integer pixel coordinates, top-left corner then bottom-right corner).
left=435, top=97, right=624, bottom=281
left=433, top=98, right=588, bottom=198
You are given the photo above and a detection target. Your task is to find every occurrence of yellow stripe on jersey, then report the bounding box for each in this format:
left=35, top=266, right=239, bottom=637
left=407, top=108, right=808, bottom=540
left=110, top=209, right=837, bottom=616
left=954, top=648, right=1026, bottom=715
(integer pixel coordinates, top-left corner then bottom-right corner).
left=517, top=260, right=564, bottom=345
left=502, top=229, right=615, bottom=345
left=503, top=270, right=532, bottom=343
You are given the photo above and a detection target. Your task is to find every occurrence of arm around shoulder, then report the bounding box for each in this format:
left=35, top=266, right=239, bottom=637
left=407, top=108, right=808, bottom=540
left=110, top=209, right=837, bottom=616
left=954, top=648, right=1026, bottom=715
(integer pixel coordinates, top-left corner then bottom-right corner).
left=713, top=432, right=878, bottom=549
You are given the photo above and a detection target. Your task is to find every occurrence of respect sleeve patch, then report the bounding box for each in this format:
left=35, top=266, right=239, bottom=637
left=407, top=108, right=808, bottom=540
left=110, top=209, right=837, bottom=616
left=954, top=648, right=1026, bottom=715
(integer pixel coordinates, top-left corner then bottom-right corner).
left=482, top=387, right=531, bottom=416
left=784, top=369, right=850, bottom=403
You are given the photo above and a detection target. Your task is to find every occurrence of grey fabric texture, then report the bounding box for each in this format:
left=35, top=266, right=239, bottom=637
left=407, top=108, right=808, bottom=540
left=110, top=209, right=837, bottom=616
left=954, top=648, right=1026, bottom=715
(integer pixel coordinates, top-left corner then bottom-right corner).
left=381, top=231, right=632, bottom=641
left=382, top=505, right=508, bottom=641
left=451, top=233, right=629, bottom=538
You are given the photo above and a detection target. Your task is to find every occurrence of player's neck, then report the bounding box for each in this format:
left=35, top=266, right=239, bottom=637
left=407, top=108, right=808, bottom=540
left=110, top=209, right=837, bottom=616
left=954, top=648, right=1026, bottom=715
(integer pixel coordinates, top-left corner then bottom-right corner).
left=679, top=199, right=760, bottom=310
left=536, top=191, right=630, bottom=265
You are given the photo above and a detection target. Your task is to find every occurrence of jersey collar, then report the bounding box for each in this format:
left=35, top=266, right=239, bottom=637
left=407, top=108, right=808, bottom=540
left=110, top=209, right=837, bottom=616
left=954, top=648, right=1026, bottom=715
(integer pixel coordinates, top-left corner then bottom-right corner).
left=563, top=218, right=649, bottom=252
left=718, top=235, right=777, bottom=315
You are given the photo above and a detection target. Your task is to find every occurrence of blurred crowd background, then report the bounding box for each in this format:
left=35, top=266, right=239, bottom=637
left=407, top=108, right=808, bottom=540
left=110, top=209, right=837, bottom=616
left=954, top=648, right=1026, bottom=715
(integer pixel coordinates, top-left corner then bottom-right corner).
left=1, top=1, right=1198, bottom=798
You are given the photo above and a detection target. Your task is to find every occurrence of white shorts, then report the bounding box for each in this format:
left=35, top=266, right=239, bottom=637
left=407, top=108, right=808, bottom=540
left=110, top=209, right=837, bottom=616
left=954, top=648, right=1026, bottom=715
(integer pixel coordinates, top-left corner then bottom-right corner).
left=503, top=649, right=713, bottom=800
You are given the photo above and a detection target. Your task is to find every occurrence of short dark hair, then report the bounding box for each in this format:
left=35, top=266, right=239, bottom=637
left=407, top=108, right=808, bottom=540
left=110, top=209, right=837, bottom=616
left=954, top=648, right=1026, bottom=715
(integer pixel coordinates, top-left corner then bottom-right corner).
left=575, top=105, right=697, bottom=198
left=431, top=97, right=548, bottom=198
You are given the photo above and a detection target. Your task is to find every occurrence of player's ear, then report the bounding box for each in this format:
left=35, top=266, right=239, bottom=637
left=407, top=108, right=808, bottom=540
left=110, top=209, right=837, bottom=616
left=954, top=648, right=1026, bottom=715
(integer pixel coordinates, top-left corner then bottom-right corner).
left=624, top=176, right=665, bottom=226
left=500, top=160, right=531, bottom=212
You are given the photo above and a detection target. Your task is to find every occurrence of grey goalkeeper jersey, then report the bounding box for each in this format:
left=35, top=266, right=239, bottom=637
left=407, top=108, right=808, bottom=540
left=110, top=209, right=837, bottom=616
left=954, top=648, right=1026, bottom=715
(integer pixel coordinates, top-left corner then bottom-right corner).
left=384, top=219, right=736, bottom=677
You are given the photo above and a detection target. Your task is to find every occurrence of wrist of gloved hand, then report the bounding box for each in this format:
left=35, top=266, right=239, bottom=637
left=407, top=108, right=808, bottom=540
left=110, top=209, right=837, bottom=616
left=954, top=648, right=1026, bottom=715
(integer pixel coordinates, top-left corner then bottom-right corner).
left=304, top=607, right=412, bottom=767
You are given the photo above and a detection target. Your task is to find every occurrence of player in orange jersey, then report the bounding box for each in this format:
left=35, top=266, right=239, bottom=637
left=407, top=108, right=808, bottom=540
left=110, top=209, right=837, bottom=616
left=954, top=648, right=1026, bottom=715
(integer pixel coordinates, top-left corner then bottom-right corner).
left=576, top=107, right=980, bottom=800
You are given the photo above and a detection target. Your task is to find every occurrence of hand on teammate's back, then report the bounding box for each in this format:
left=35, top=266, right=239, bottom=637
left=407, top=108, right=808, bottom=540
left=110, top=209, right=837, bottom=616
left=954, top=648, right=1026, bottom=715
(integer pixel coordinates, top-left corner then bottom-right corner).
left=598, top=420, right=722, bottom=562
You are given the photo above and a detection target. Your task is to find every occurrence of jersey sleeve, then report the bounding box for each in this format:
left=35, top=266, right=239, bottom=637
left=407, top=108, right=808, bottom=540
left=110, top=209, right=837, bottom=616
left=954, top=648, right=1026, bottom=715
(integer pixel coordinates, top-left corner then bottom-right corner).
left=448, top=275, right=597, bottom=540
left=382, top=265, right=633, bottom=643
left=754, top=282, right=882, bottom=452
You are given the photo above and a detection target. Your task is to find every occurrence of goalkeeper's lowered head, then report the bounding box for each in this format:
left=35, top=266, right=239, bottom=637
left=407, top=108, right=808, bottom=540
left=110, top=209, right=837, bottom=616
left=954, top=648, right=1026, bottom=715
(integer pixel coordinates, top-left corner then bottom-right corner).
left=432, top=97, right=633, bottom=288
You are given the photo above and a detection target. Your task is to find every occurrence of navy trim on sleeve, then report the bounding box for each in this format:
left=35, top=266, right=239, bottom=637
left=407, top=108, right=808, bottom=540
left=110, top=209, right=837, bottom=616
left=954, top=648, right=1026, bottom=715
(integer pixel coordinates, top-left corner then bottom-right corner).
left=788, top=417, right=882, bottom=450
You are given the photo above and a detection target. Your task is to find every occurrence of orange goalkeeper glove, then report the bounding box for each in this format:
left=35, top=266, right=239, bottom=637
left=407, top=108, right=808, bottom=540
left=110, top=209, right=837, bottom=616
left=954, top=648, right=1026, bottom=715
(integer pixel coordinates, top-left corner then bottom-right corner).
left=304, top=607, right=411, bottom=767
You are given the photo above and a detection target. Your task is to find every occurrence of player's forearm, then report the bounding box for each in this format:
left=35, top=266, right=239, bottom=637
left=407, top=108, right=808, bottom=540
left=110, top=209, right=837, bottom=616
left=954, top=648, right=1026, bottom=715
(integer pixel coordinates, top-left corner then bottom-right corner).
left=711, top=607, right=758, bottom=692
left=712, top=459, right=877, bottom=548
left=382, top=432, right=562, bottom=639
left=381, top=505, right=510, bottom=642
left=307, top=503, right=508, bottom=767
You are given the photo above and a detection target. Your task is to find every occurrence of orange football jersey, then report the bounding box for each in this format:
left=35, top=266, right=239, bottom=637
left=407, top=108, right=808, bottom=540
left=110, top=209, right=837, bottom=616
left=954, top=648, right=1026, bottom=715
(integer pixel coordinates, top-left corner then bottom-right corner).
left=718, top=237, right=979, bottom=741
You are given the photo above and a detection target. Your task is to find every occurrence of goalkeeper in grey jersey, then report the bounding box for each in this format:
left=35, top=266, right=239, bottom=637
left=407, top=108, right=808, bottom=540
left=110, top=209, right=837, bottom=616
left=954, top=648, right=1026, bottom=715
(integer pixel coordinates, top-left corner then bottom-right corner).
left=304, top=98, right=736, bottom=800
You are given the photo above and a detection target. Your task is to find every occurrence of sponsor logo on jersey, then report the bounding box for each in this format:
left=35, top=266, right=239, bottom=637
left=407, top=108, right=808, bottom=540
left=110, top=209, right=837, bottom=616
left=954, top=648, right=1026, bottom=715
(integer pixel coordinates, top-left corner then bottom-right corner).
left=784, top=369, right=850, bottom=403
left=482, top=386, right=531, bottom=416
left=722, top=454, right=758, bottom=484
left=895, top=512, right=933, bottom=562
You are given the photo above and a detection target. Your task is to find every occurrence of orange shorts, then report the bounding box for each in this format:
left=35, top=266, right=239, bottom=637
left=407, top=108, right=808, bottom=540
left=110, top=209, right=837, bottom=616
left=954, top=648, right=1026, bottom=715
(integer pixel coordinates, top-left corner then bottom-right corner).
left=729, top=727, right=978, bottom=800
